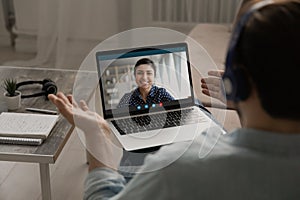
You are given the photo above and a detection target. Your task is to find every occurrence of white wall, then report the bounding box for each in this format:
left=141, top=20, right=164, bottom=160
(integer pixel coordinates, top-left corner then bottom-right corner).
left=0, top=2, right=10, bottom=46
left=13, top=0, right=38, bottom=35
left=12, top=0, right=130, bottom=52
left=131, top=0, right=151, bottom=28
left=5, top=0, right=240, bottom=53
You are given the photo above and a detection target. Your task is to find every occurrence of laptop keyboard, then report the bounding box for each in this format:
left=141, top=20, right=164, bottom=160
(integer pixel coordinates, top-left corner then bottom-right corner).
left=111, top=108, right=208, bottom=135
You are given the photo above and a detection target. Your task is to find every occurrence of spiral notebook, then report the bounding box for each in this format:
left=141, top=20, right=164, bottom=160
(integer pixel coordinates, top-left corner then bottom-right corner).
left=0, top=136, right=43, bottom=145
left=0, top=112, right=59, bottom=145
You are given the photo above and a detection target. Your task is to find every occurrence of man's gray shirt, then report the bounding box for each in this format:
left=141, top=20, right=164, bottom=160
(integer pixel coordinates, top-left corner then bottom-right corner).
left=84, top=128, right=300, bottom=199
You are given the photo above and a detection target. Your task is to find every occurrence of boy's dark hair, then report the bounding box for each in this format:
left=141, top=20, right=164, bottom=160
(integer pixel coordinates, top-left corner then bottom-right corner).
left=234, top=0, right=300, bottom=119
left=134, top=58, right=156, bottom=76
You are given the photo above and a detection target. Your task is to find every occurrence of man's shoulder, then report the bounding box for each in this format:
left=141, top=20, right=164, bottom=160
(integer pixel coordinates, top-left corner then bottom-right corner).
left=134, top=129, right=300, bottom=199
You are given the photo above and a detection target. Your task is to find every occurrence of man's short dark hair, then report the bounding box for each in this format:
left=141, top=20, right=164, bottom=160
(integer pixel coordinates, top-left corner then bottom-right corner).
left=234, top=0, right=300, bottom=119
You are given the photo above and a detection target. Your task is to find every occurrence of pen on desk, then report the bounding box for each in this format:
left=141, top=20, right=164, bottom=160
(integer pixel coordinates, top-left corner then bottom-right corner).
left=25, top=108, right=58, bottom=115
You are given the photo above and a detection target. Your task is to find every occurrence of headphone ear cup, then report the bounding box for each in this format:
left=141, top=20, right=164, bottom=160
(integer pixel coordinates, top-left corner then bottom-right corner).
left=234, top=68, right=251, bottom=101
left=223, top=67, right=251, bottom=102
left=222, top=1, right=274, bottom=102
left=42, top=81, right=57, bottom=97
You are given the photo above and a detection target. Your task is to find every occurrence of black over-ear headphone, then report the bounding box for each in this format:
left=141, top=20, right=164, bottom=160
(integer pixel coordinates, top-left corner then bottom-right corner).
left=222, top=0, right=273, bottom=102
left=16, top=79, right=57, bottom=99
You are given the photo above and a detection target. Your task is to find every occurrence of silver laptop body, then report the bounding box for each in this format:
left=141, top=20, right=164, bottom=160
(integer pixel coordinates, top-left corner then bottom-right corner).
left=96, top=42, right=214, bottom=151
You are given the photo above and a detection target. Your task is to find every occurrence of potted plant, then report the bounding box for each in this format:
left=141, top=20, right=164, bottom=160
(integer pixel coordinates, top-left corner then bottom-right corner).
left=3, top=78, right=21, bottom=110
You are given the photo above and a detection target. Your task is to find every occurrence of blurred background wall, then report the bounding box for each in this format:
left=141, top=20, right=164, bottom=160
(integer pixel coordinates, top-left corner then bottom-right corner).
left=0, top=0, right=241, bottom=69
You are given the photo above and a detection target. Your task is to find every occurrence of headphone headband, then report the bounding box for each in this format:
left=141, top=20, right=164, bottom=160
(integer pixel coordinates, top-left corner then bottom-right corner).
left=225, top=0, right=274, bottom=70
left=16, top=79, right=57, bottom=99
left=16, top=80, right=44, bottom=88
left=223, top=0, right=274, bottom=102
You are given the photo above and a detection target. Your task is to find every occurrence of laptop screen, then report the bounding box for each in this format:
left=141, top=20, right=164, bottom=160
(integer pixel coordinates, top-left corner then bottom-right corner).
left=96, top=42, right=195, bottom=119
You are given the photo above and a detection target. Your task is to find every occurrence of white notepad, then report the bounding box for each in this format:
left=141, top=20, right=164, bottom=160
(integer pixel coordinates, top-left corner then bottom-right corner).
left=0, top=112, right=59, bottom=139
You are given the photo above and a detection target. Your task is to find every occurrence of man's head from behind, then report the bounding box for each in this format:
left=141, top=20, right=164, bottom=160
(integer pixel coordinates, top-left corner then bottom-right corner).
left=223, top=0, right=300, bottom=120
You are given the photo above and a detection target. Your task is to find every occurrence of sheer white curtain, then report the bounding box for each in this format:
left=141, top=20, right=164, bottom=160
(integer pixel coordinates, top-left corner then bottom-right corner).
left=152, top=0, right=242, bottom=24
left=150, top=52, right=190, bottom=99
left=7, top=0, right=121, bottom=69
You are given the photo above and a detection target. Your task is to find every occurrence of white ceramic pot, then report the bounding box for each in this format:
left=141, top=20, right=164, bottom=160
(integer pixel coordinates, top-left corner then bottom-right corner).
left=3, top=91, right=21, bottom=110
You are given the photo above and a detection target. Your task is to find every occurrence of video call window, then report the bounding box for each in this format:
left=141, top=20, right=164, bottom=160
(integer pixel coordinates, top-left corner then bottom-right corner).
left=97, top=45, right=193, bottom=115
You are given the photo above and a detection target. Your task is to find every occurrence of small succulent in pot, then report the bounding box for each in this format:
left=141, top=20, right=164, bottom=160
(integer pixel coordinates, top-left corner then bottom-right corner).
left=3, top=78, right=18, bottom=97
left=2, top=78, right=21, bottom=110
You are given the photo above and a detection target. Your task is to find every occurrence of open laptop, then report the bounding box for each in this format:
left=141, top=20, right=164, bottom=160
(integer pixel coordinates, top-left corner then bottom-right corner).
left=96, top=42, right=215, bottom=151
